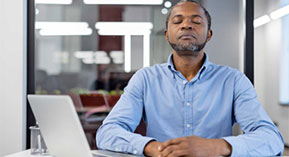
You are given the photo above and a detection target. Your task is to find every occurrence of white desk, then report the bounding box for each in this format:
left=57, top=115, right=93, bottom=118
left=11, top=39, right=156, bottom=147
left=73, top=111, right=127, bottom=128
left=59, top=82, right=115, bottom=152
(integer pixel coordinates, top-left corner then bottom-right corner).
left=5, top=150, right=50, bottom=157
left=5, top=149, right=141, bottom=157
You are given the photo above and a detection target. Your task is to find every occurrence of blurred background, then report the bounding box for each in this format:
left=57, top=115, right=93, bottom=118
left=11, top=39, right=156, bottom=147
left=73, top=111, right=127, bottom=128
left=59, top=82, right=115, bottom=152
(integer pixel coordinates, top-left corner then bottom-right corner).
left=0, top=0, right=288, bottom=156
left=34, top=0, right=245, bottom=95
left=32, top=0, right=289, bottom=151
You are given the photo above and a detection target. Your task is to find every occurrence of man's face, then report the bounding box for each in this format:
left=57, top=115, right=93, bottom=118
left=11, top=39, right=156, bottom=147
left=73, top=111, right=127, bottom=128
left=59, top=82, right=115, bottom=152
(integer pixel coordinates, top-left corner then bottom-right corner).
left=165, top=2, right=212, bottom=56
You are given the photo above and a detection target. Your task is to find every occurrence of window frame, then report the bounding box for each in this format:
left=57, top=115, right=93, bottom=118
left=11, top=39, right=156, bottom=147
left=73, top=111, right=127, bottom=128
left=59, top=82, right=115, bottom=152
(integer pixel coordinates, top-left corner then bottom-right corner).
left=26, top=0, right=255, bottom=148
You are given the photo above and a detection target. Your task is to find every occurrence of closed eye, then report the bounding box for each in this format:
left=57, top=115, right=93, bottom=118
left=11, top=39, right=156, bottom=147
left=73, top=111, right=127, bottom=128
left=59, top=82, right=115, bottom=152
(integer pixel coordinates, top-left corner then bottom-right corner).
left=173, top=21, right=182, bottom=24
left=191, top=16, right=202, bottom=25
left=172, top=16, right=183, bottom=24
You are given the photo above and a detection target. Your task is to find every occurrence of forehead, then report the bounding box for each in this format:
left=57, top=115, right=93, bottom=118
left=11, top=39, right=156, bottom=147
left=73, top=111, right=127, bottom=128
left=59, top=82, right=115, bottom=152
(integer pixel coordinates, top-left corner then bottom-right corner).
left=170, top=2, right=205, bottom=18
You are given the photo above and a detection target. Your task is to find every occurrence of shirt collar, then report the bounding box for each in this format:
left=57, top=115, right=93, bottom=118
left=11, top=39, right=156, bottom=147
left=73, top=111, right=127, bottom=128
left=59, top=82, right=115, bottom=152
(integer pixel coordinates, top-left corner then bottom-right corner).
left=167, top=53, right=211, bottom=80
left=167, top=53, right=178, bottom=73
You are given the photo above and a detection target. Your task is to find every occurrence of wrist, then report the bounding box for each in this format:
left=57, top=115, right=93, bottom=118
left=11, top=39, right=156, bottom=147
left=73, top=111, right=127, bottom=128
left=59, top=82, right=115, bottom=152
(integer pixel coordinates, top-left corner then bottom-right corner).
left=143, top=140, right=156, bottom=156
left=218, top=139, right=232, bottom=156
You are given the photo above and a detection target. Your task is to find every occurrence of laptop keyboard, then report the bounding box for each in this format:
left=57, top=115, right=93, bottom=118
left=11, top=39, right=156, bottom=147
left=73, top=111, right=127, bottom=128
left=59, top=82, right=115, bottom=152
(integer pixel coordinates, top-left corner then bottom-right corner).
left=92, top=150, right=141, bottom=157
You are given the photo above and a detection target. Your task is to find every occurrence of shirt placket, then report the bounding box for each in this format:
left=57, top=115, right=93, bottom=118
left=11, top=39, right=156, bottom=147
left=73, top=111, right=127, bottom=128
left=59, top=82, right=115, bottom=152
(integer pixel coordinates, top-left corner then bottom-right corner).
left=183, top=80, right=193, bottom=136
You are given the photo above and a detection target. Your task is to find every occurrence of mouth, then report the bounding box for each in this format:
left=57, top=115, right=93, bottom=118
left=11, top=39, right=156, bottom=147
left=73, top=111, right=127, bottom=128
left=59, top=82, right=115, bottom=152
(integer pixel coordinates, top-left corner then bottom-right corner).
left=178, top=34, right=196, bottom=40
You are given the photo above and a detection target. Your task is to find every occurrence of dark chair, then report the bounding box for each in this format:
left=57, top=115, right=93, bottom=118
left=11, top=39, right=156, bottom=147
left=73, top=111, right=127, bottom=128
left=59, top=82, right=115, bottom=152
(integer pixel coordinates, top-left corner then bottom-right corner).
left=106, top=94, right=121, bottom=108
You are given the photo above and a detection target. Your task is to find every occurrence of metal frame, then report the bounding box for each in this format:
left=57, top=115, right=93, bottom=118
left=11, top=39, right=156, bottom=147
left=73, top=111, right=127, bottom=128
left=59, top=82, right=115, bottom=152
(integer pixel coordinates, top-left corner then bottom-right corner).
left=244, top=0, right=254, bottom=84
left=26, top=0, right=36, bottom=149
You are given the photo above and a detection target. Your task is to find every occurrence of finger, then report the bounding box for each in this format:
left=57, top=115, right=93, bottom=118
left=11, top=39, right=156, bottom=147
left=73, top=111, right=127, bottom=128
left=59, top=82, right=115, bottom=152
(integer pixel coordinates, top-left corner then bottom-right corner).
left=160, top=144, right=182, bottom=157
left=157, top=143, right=165, bottom=152
left=167, top=149, right=190, bottom=157
left=162, top=138, right=185, bottom=150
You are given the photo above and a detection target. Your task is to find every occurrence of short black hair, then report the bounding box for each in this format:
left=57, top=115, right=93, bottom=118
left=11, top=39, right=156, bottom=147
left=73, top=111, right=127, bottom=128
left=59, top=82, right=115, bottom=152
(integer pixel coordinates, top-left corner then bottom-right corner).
left=165, top=0, right=212, bottom=31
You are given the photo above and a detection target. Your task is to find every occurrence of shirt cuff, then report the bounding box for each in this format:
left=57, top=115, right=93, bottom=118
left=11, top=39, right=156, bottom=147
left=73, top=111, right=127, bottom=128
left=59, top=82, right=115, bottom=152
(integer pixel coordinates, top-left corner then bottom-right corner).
left=130, top=136, right=155, bottom=155
left=222, top=136, right=247, bottom=156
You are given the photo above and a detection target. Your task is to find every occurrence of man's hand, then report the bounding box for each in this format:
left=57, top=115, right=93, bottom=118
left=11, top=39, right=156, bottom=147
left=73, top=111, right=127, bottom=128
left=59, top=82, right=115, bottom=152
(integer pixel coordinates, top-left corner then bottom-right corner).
left=158, top=136, right=232, bottom=157
left=144, top=140, right=164, bottom=157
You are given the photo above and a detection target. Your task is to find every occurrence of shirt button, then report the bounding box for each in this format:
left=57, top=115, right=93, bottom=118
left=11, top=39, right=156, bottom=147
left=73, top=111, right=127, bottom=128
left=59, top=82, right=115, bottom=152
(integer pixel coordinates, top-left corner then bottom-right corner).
left=186, top=102, right=190, bottom=106
left=115, top=147, right=119, bottom=151
left=133, top=149, right=138, bottom=154
left=183, top=80, right=187, bottom=84
left=186, top=124, right=191, bottom=128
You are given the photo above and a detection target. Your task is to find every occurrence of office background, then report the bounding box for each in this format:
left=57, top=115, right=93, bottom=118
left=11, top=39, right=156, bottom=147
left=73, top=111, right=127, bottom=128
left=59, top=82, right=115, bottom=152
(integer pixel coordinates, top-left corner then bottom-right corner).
left=0, top=0, right=288, bottom=156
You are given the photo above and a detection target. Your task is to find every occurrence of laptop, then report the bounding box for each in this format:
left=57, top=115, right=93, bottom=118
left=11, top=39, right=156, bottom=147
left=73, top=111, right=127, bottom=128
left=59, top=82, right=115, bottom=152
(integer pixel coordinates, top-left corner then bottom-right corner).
left=28, top=95, right=139, bottom=157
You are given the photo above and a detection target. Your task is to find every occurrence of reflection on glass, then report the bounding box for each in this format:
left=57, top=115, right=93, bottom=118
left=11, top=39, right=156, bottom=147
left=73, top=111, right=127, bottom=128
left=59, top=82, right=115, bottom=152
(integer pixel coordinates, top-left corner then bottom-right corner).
left=279, top=1, right=289, bottom=105
left=35, top=3, right=171, bottom=94
left=35, top=0, right=73, bottom=5
left=35, top=1, right=172, bottom=149
left=254, top=0, right=289, bottom=147
left=83, top=0, right=163, bottom=5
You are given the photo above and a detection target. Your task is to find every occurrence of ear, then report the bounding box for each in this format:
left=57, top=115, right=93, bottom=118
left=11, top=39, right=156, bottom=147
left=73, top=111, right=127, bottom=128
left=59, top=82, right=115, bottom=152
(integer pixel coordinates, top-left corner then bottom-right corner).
left=206, top=30, right=213, bottom=42
left=165, top=29, right=169, bottom=41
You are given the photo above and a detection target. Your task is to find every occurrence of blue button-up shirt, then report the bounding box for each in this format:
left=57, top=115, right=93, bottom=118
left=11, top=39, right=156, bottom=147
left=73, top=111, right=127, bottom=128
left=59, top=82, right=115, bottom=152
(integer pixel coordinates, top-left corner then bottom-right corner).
left=96, top=53, right=284, bottom=156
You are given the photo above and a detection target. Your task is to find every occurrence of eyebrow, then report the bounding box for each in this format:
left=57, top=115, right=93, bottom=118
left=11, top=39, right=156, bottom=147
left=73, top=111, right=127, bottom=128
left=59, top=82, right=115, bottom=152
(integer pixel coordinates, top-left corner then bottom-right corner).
left=172, top=14, right=203, bottom=19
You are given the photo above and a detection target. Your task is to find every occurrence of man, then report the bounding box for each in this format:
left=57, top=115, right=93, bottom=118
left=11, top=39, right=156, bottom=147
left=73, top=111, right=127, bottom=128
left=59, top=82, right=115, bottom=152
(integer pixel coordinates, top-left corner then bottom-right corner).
left=96, top=0, right=284, bottom=156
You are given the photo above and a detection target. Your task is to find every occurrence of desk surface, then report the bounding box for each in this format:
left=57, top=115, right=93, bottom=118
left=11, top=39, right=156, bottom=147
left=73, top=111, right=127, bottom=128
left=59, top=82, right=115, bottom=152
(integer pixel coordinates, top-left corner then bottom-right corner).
left=5, top=150, right=44, bottom=157
left=5, top=149, right=141, bottom=157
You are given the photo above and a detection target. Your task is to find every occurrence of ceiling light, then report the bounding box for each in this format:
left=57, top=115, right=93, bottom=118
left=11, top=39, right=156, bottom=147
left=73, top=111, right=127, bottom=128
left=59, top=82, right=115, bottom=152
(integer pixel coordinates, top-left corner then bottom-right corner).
left=75, top=51, right=111, bottom=64
left=74, top=51, right=94, bottom=59
left=84, top=0, right=163, bottom=5
left=254, top=15, right=271, bottom=28
left=39, top=28, right=92, bottom=36
left=35, top=9, right=39, bottom=15
left=35, top=0, right=72, bottom=4
left=124, top=36, right=131, bottom=72
left=95, top=22, right=152, bottom=72
left=35, top=22, right=89, bottom=29
left=110, top=51, right=124, bottom=64
left=164, top=1, right=172, bottom=8
left=161, top=8, right=168, bottom=15
left=36, top=22, right=92, bottom=36
left=270, top=5, right=289, bottom=20
left=82, top=58, right=111, bottom=64
left=95, top=22, right=153, bottom=31
left=95, top=22, right=153, bottom=35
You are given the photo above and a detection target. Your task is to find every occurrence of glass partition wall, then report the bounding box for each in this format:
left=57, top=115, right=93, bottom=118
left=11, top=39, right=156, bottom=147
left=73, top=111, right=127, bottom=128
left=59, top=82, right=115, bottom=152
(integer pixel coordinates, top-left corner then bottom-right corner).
left=35, top=1, right=173, bottom=95
left=254, top=0, right=289, bottom=146
left=31, top=0, right=247, bottom=149
left=34, top=0, right=174, bottom=149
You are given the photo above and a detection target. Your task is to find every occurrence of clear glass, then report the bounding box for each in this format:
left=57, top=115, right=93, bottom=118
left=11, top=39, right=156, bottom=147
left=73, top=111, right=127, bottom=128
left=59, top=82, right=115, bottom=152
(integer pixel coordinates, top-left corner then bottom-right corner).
left=30, top=126, right=49, bottom=155
left=34, top=0, right=245, bottom=148
left=254, top=0, right=289, bottom=146
left=35, top=4, right=172, bottom=95
left=35, top=1, right=173, bottom=149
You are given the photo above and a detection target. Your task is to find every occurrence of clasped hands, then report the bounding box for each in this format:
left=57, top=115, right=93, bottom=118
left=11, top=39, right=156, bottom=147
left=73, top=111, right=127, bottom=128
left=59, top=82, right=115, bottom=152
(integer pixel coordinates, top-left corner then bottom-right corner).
left=144, top=135, right=231, bottom=157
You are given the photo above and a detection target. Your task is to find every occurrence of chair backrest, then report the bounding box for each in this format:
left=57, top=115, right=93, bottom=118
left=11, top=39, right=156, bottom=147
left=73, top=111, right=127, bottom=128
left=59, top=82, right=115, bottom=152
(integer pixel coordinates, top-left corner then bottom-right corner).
left=134, top=119, right=146, bottom=136
left=106, top=94, right=146, bottom=136
left=68, top=92, right=83, bottom=109
left=106, top=94, right=121, bottom=108
left=79, top=93, right=110, bottom=109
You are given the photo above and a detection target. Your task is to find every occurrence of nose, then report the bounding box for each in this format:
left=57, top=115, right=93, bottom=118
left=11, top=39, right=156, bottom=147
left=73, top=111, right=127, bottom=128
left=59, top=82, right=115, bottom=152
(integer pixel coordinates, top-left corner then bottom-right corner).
left=181, top=19, right=192, bottom=30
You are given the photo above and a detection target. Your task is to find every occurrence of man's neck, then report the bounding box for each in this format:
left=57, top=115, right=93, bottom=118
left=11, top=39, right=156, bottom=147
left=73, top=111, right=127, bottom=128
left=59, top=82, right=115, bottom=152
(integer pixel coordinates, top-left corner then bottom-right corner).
left=172, top=51, right=205, bottom=82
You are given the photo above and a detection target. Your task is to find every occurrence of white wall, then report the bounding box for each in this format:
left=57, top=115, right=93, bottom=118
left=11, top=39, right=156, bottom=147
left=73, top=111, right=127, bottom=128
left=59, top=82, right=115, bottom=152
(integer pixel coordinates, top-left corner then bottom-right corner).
left=254, top=0, right=289, bottom=145
left=202, top=0, right=245, bottom=70
left=0, top=0, right=26, bottom=156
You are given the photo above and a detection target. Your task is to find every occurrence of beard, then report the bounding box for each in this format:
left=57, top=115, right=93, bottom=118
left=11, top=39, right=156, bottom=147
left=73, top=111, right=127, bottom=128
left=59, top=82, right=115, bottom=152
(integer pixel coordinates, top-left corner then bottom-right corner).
left=169, top=39, right=207, bottom=56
